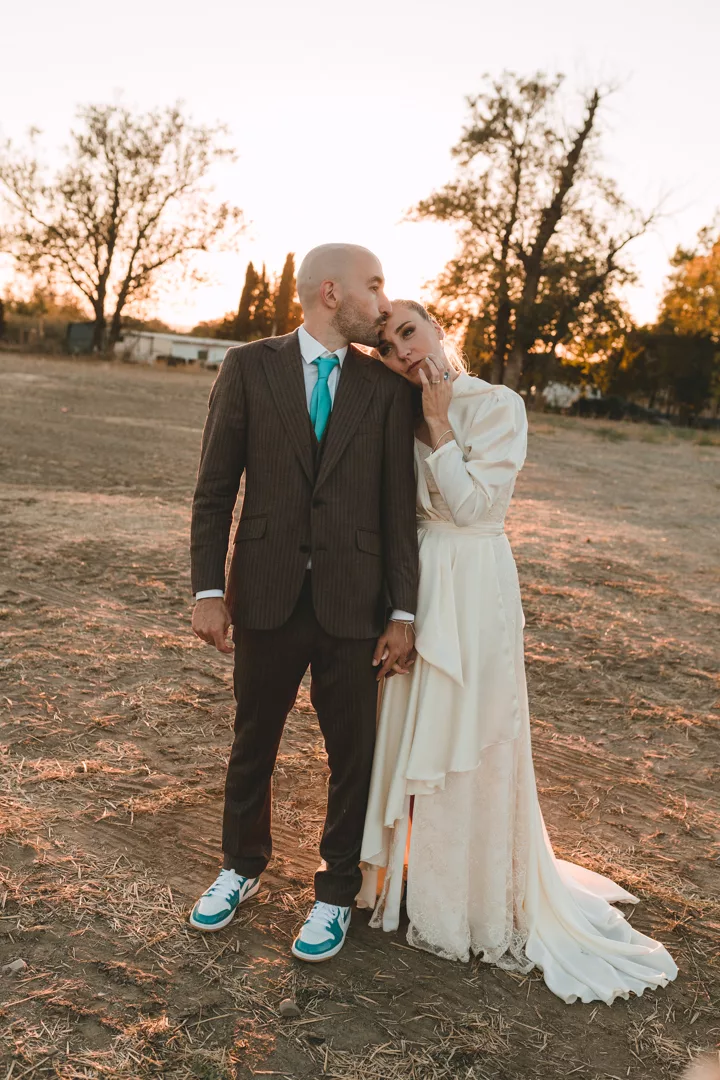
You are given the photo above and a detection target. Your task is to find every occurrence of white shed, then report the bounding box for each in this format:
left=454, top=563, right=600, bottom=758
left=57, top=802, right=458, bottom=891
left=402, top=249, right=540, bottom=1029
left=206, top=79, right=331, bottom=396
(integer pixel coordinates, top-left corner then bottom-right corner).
left=114, top=330, right=241, bottom=367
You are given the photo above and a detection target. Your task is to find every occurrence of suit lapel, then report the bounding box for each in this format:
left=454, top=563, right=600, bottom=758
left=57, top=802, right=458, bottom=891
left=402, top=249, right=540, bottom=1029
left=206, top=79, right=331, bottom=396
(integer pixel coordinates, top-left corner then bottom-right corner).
left=262, top=332, right=315, bottom=485
left=316, top=346, right=379, bottom=490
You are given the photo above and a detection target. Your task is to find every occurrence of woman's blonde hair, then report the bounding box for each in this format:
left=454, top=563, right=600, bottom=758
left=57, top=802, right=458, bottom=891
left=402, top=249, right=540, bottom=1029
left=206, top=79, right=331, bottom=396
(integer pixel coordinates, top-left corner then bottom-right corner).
left=391, top=300, right=467, bottom=373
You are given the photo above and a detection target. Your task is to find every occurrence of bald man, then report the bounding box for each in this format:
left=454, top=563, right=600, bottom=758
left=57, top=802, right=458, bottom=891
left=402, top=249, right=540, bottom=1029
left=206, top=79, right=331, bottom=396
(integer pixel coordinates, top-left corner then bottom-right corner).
left=188, top=244, right=419, bottom=961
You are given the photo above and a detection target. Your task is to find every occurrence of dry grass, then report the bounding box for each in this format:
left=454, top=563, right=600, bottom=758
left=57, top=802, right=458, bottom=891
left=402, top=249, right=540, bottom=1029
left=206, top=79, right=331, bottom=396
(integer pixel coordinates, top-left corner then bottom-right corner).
left=0, top=353, right=718, bottom=1079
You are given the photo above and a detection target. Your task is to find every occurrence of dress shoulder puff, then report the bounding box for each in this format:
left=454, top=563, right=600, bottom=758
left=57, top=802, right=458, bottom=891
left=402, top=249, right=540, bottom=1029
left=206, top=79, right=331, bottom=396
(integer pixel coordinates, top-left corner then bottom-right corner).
left=457, top=378, right=528, bottom=470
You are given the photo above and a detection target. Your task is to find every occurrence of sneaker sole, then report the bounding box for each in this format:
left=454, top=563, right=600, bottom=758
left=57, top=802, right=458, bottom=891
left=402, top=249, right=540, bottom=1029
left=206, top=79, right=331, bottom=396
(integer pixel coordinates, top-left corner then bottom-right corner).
left=291, top=932, right=348, bottom=963
left=188, top=879, right=260, bottom=932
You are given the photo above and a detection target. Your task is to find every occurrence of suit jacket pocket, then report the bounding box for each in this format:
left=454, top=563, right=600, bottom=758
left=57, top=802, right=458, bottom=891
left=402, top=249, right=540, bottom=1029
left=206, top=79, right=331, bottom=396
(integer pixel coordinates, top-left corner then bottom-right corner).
left=356, top=528, right=382, bottom=556
left=234, top=514, right=267, bottom=542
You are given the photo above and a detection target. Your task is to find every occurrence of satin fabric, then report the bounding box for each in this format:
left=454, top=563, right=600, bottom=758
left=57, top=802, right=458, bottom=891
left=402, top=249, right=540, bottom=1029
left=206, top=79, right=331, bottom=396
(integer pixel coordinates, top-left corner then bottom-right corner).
left=359, top=374, right=678, bottom=1004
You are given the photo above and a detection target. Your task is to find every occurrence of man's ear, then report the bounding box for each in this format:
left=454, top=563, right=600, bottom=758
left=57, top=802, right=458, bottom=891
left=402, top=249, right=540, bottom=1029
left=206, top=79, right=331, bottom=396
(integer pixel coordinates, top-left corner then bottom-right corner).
left=320, top=279, right=339, bottom=309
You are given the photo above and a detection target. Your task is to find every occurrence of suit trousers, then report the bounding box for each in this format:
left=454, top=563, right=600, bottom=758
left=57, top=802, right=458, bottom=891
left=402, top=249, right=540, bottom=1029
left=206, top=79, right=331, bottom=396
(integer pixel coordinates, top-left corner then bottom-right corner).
left=222, top=574, right=379, bottom=906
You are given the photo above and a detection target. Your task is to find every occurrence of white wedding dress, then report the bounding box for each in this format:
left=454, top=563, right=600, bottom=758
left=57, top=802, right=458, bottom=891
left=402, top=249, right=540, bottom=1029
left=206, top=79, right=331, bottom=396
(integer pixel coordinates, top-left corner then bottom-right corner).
left=358, top=373, right=678, bottom=1005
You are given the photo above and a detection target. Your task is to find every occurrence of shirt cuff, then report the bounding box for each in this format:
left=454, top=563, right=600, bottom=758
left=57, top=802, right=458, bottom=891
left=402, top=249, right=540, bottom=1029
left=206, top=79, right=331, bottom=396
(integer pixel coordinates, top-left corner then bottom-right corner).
left=427, top=438, right=457, bottom=462
left=194, top=589, right=225, bottom=601
left=390, top=609, right=415, bottom=622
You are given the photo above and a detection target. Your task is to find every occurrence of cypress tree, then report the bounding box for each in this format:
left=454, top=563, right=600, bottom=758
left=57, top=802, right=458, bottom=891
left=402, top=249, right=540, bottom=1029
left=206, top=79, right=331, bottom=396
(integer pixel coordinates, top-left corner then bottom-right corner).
left=273, top=253, right=296, bottom=336
left=251, top=264, right=273, bottom=339
left=234, top=261, right=258, bottom=341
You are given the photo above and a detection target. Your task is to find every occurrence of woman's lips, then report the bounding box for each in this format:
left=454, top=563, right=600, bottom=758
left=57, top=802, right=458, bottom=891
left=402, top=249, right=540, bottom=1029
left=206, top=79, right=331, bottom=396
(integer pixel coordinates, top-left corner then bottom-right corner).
left=407, top=359, right=422, bottom=374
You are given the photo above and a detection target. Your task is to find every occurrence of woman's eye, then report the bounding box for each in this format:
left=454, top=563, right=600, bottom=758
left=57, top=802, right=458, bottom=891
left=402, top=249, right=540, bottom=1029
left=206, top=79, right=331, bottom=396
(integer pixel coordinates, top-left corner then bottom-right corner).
left=402, top=327, right=414, bottom=338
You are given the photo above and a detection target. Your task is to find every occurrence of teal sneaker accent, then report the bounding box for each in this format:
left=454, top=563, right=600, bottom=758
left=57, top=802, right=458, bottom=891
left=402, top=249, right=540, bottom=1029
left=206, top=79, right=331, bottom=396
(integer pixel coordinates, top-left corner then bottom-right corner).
left=291, top=902, right=351, bottom=962
left=189, top=869, right=260, bottom=931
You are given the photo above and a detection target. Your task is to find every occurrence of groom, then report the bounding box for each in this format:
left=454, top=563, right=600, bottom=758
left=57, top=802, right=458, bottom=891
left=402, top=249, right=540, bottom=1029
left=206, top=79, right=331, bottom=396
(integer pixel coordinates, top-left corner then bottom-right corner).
left=188, top=244, right=419, bottom=961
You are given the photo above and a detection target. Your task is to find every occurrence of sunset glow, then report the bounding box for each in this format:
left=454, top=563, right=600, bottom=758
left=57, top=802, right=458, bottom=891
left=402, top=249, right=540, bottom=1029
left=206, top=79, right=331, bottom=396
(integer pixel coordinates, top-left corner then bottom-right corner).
left=2, top=0, right=719, bottom=329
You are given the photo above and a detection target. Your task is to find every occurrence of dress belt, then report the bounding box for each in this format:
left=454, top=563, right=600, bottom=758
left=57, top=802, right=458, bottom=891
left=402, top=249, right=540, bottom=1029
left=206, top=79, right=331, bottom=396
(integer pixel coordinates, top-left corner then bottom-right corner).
left=418, top=519, right=505, bottom=537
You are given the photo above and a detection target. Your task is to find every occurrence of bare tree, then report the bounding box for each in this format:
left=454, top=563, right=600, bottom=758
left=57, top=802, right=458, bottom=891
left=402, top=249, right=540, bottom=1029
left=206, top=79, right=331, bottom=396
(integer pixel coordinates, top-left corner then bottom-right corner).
left=0, top=104, right=243, bottom=349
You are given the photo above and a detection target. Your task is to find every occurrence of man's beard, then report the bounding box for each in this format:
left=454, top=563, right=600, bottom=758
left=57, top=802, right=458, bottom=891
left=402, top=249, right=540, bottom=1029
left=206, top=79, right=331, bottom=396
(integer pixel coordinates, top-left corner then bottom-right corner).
left=331, top=299, right=386, bottom=347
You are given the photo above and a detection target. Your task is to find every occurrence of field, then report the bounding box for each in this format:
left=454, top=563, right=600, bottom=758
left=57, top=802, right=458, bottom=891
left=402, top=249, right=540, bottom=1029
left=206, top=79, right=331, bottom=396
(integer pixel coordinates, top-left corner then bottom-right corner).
left=0, top=352, right=719, bottom=1080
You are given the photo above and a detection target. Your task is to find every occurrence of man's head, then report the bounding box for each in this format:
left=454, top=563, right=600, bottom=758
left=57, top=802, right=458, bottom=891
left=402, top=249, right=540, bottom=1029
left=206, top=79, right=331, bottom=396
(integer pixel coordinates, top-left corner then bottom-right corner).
left=296, top=244, right=391, bottom=347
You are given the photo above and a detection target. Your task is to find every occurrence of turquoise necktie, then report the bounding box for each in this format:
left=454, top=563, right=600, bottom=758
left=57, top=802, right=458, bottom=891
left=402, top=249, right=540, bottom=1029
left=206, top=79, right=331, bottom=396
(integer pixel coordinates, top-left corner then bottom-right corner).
left=309, top=355, right=339, bottom=441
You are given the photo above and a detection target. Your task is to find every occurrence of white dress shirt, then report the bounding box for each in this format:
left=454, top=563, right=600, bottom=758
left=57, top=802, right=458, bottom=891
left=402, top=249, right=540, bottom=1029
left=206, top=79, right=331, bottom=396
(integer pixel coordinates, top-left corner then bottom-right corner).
left=195, top=326, right=414, bottom=622
left=297, top=323, right=347, bottom=407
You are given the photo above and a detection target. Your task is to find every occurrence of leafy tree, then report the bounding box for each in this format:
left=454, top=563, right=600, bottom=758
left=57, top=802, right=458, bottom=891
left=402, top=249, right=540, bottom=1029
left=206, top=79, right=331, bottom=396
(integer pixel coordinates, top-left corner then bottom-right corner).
left=191, top=312, right=238, bottom=339
left=232, top=262, right=275, bottom=340
left=659, top=218, right=720, bottom=339
left=273, top=252, right=303, bottom=336
left=1, top=282, right=90, bottom=348
left=0, top=103, right=242, bottom=350
left=414, top=72, right=653, bottom=390
left=605, top=329, right=718, bottom=418
left=218, top=254, right=303, bottom=342
left=4, top=283, right=86, bottom=321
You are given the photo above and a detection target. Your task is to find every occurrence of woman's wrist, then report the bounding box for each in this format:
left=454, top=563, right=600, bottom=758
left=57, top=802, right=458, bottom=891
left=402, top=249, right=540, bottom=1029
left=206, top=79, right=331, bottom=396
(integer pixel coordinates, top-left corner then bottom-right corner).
left=428, top=421, right=454, bottom=453
left=427, top=416, right=451, bottom=438
left=427, top=418, right=452, bottom=445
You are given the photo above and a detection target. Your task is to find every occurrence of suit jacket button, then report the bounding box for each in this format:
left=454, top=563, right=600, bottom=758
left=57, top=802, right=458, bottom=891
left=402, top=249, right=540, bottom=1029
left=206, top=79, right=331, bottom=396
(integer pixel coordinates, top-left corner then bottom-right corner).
left=299, top=544, right=310, bottom=554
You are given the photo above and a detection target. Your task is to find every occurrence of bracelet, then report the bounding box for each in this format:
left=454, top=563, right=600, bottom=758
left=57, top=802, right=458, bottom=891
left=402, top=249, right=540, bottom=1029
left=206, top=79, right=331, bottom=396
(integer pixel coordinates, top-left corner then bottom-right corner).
left=432, top=429, right=453, bottom=453
left=390, top=619, right=415, bottom=644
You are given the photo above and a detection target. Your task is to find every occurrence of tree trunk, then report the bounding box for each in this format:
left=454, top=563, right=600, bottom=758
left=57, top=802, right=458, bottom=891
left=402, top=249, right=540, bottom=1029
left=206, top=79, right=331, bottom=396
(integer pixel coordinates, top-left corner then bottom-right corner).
left=506, top=91, right=602, bottom=389
left=490, top=297, right=511, bottom=383
left=91, top=302, right=106, bottom=352
left=504, top=342, right=526, bottom=389
left=490, top=350, right=506, bottom=384
left=109, top=306, right=123, bottom=347
left=108, top=283, right=133, bottom=347
left=490, top=159, right=522, bottom=384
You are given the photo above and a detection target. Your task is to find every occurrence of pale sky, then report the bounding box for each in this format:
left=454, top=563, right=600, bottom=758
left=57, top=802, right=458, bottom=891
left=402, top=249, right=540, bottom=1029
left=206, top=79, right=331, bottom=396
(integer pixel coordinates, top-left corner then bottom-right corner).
left=2, top=0, right=719, bottom=330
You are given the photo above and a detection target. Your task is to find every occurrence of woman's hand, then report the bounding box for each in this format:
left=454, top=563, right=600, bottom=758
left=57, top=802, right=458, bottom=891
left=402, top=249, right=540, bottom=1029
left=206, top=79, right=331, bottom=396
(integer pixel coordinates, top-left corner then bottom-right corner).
left=419, top=354, right=456, bottom=444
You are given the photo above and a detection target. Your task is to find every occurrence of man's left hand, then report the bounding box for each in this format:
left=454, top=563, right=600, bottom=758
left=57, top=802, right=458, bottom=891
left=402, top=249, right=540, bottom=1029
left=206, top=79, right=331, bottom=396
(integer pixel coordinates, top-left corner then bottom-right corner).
left=373, top=620, right=416, bottom=682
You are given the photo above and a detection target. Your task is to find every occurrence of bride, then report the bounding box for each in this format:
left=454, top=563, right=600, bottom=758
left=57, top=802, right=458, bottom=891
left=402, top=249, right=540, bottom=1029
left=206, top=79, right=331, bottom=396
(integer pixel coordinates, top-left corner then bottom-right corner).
left=358, top=299, right=678, bottom=1005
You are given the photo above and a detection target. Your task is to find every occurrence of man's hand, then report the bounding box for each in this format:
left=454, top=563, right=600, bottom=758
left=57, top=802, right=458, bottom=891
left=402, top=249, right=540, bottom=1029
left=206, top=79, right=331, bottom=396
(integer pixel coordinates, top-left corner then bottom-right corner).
left=192, top=597, right=234, bottom=654
left=372, top=620, right=416, bottom=681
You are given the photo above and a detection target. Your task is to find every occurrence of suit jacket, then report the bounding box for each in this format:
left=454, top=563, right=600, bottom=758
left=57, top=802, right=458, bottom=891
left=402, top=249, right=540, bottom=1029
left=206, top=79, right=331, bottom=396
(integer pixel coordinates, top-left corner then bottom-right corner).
left=190, top=330, right=419, bottom=638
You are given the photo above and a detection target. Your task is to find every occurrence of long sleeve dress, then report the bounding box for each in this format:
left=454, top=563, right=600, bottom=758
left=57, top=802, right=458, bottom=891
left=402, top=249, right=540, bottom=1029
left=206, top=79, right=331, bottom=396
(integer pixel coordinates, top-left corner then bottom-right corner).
left=358, top=373, right=678, bottom=1005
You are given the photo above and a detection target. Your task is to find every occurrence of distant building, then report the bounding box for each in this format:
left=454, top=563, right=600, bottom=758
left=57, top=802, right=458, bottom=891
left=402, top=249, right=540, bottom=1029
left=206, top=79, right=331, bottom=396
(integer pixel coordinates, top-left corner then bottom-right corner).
left=66, top=322, right=97, bottom=354
left=113, top=330, right=241, bottom=367
left=541, top=381, right=601, bottom=409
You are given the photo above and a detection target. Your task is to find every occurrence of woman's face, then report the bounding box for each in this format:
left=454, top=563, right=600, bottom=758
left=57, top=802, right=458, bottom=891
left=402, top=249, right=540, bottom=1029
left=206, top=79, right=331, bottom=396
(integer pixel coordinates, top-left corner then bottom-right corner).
left=376, top=305, right=443, bottom=387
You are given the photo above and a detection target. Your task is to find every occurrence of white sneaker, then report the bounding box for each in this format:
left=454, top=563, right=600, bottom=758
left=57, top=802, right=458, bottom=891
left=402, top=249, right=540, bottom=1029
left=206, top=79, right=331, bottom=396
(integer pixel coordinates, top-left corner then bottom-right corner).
left=189, top=869, right=260, bottom=932
left=291, top=901, right=351, bottom=962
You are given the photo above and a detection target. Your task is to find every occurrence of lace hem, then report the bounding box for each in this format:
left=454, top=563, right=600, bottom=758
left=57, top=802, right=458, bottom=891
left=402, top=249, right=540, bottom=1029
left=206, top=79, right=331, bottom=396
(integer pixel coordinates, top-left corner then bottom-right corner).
left=407, top=922, right=534, bottom=974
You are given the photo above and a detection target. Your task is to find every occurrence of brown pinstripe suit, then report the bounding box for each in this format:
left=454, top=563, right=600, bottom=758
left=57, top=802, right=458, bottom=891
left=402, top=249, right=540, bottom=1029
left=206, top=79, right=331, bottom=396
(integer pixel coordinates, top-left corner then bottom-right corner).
left=190, top=330, right=419, bottom=904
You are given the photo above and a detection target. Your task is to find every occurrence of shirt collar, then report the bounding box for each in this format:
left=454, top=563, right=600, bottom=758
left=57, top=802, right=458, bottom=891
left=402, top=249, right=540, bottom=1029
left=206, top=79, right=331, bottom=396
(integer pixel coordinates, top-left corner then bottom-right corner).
left=298, top=324, right=348, bottom=367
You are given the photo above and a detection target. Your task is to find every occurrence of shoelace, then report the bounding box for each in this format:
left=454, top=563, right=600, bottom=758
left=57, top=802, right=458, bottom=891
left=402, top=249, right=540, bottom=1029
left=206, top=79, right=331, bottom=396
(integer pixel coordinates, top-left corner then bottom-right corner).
left=206, top=869, right=242, bottom=900
left=307, top=902, right=340, bottom=931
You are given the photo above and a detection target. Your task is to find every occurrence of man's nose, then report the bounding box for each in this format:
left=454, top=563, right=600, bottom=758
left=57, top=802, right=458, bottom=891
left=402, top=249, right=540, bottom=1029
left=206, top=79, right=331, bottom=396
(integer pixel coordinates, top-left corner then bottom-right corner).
left=379, top=291, right=392, bottom=316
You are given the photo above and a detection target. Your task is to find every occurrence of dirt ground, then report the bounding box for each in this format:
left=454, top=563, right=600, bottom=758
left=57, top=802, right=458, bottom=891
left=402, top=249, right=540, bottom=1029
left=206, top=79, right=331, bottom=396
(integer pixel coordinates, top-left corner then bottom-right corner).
left=0, top=352, right=718, bottom=1080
